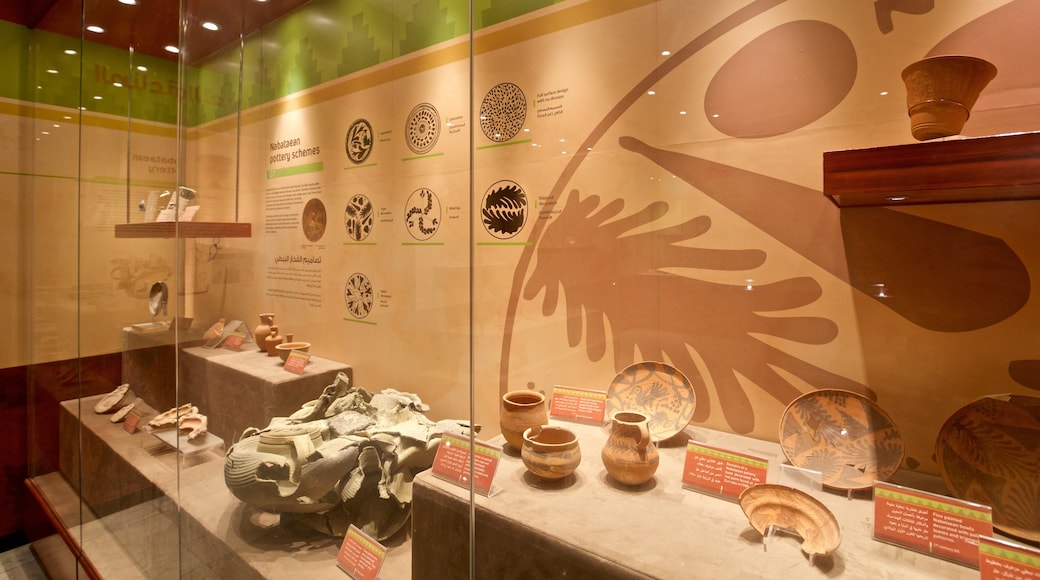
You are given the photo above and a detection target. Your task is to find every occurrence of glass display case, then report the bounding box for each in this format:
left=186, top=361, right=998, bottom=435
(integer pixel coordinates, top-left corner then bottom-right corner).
left=8, top=0, right=1040, bottom=578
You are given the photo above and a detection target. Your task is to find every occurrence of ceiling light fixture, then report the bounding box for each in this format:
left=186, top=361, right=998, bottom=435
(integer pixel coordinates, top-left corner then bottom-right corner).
left=118, top=0, right=138, bottom=4
left=164, top=45, right=180, bottom=54
left=86, top=25, right=104, bottom=33
left=64, top=49, right=76, bottom=55
left=202, top=22, right=220, bottom=31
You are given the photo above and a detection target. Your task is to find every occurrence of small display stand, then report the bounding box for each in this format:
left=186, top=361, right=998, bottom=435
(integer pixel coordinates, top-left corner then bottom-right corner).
left=150, top=429, right=225, bottom=468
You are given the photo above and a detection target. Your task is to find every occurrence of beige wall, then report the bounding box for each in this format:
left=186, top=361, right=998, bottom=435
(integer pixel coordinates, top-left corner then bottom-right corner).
left=11, top=0, right=1040, bottom=477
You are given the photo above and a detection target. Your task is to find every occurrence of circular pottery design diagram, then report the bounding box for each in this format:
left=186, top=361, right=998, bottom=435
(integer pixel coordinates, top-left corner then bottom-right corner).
left=344, top=194, right=374, bottom=242
left=481, top=180, right=528, bottom=239
left=606, top=361, right=696, bottom=442
left=936, top=394, right=1040, bottom=542
left=301, top=197, right=327, bottom=242
left=779, top=389, right=905, bottom=491
left=345, top=118, right=374, bottom=164
left=405, top=102, right=440, bottom=155
left=480, top=82, right=527, bottom=142
left=739, top=483, right=841, bottom=557
left=343, top=272, right=373, bottom=319
left=404, top=187, right=441, bottom=241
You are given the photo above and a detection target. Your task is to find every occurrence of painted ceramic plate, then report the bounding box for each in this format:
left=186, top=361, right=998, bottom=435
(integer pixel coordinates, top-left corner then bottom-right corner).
left=739, top=484, right=841, bottom=556
left=936, top=394, right=1040, bottom=542
left=779, top=389, right=904, bottom=491
left=301, top=197, right=327, bottom=242
left=606, top=361, right=696, bottom=442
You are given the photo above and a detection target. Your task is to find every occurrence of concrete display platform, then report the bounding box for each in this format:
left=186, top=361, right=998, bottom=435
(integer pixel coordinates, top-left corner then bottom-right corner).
left=49, top=395, right=412, bottom=579
left=412, top=420, right=987, bottom=580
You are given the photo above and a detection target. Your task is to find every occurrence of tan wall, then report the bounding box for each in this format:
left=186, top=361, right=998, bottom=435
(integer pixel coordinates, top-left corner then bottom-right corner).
left=11, top=0, right=1040, bottom=477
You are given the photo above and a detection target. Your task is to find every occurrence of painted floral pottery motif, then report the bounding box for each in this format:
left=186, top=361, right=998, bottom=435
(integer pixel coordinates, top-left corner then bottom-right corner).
left=521, top=425, right=581, bottom=480
left=223, top=372, right=473, bottom=540
left=779, top=389, right=904, bottom=490
left=602, top=411, right=659, bottom=486
left=901, top=55, right=997, bottom=141
left=500, top=390, right=548, bottom=451
left=739, top=484, right=841, bottom=556
left=936, top=394, right=1040, bottom=542
left=606, top=361, right=696, bottom=442
left=254, top=313, right=274, bottom=352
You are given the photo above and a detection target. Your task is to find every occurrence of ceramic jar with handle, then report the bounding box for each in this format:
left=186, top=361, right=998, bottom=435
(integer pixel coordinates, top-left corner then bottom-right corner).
left=254, top=313, right=275, bottom=352
left=602, top=411, right=659, bottom=485
left=500, top=390, right=548, bottom=451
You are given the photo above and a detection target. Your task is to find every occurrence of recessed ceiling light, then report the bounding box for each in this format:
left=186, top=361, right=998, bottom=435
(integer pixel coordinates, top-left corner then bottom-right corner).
left=647, top=90, right=656, bottom=95
left=661, top=50, right=671, bottom=56
left=46, top=69, right=58, bottom=74
left=202, top=22, right=219, bottom=31
left=64, top=49, right=76, bottom=55
left=119, top=0, right=138, bottom=4
left=113, top=82, right=123, bottom=87
left=86, top=25, right=104, bottom=33
left=136, top=65, right=148, bottom=72
left=165, top=45, right=180, bottom=54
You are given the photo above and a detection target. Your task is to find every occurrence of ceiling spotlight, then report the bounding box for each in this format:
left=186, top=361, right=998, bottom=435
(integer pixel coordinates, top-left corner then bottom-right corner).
left=118, top=0, right=138, bottom=4
left=86, top=25, right=104, bottom=33
left=64, top=49, right=76, bottom=55
left=202, top=22, right=219, bottom=31
left=164, top=45, right=180, bottom=54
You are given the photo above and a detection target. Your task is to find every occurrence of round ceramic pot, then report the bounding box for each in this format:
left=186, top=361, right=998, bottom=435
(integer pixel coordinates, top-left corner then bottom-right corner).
left=500, top=390, right=548, bottom=450
left=521, top=425, right=581, bottom=480
left=602, top=411, right=659, bottom=486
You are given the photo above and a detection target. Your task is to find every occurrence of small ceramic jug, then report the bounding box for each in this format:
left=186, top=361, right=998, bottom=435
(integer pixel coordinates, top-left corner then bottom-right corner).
left=254, top=313, right=275, bottom=352
left=500, top=390, right=548, bottom=450
left=521, top=425, right=581, bottom=480
left=264, top=325, right=284, bottom=356
left=602, top=411, right=659, bottom=485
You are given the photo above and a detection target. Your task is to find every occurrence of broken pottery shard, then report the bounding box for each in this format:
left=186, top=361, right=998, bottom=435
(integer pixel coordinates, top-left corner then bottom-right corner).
left=149, top=403, right=197, bottom=429
left=110, top=403, right=136, bottom=423
left=94, top=383, right=135, bottom=414
left=179, top=412, right=208, bottom=440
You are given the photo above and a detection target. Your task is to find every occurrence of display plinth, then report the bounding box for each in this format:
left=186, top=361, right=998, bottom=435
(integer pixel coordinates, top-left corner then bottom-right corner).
left=49, top=394, right=412, bottom=579
left=412, top=420, right=982, bottom=580
left=122, top=326, right=205, bottom=412
left=178, top=346, right=352, bottom=442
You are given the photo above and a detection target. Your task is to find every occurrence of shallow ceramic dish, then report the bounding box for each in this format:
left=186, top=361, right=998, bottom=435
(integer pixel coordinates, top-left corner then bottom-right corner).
left=936, top=394, right=1040, bottom=542
left=779, top=389, right=904, bottom=490
left=606, top=361, right=696, bottom=442
left=739, top=483, right=841, bottom=556
left=276, top=341, right=311, bottom=362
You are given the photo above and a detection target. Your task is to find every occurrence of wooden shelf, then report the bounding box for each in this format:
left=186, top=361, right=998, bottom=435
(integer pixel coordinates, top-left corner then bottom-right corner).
left=114, top=222, right=251, bottom=238
left=823, top=131, right=1040, bottom=207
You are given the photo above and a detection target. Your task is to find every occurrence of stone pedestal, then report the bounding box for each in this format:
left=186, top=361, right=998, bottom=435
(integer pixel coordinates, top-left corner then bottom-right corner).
left=411, top=421, right=982, bottom=580
left=178, top=346, right=352, bottom=442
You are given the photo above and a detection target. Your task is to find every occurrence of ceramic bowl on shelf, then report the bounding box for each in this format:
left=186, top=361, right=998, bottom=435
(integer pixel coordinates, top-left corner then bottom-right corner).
left=739, top=483, right=841, bottom=556
left=936, top=393, right=1040, bottom=542
left=521, top=425, right=581, bottom=480
left=605, top=361, right=696, bottom=442
left=275, top=341, right=311, bottom=362
left=779, top=389, right=904, bottom=491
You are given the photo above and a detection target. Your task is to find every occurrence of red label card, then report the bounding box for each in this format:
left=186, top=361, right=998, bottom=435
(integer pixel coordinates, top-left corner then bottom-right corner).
left=549, top=386, right=607, bottom=424
left=431, top=433, right=501, bottom=496
left=122, top=409, right=141, bottom=434
left=283, top=350, right=311, bottom=374
left=979, top=536, right=1040, bottom=580
left=222, top=332, right=246, bottom=351
left=336, top=525, right=386, bottom=580
left=873, top=481, right=993, bottom=568
left=681, top=441, right=768, bottom=500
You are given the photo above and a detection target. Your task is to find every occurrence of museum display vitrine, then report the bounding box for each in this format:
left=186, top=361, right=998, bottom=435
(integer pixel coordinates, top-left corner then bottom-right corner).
left=7, top=0, right=1040, bottom=578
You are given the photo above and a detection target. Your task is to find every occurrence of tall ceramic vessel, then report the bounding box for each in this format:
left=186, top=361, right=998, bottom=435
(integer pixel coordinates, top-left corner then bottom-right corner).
left=602, top=411, right=659, bottom=486
left=500, top=390, right=548, bottom=451
left=254, top=313, right=275, bottom=352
